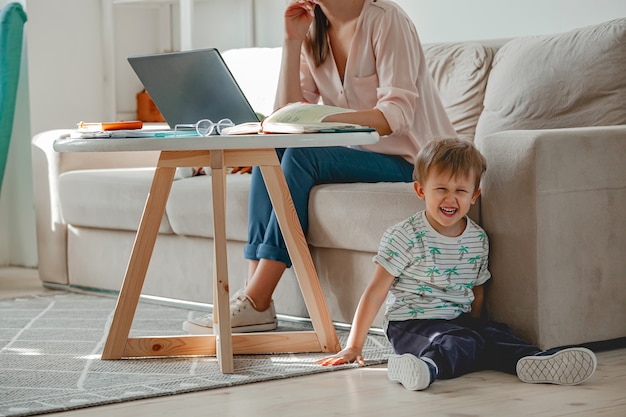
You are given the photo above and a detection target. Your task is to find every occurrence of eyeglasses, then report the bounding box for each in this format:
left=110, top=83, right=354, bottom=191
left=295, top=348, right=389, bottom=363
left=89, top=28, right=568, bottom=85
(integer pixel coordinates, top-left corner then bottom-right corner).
left=174, top=118, right=235, bottom=137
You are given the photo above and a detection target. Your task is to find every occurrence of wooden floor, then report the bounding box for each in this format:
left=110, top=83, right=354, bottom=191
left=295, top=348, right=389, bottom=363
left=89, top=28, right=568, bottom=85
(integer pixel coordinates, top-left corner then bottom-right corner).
left=2, top=266, right=626, bottom=416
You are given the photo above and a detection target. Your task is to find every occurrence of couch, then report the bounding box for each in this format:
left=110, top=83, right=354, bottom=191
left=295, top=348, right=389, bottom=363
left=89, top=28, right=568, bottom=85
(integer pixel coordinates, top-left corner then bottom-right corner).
left=32, top=18, right=626, bottom=349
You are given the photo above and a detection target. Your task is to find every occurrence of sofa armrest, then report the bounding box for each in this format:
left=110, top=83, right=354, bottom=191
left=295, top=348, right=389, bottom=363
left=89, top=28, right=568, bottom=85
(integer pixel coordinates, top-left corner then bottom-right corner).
left=476, top=125, right=626, bottom=348
left=31, top=130, right=160, bottom=284
left=32, top=130, right=70, bottom=284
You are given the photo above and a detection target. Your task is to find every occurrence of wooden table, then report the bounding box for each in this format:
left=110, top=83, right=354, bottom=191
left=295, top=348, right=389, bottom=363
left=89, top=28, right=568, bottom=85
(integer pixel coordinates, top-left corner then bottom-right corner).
left=54, top=131, right=379, bottom=373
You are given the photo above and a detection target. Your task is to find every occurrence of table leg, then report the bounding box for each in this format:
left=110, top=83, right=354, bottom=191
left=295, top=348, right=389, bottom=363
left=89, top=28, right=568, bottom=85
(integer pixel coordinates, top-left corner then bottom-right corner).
left=259, top=165, right=340, bottom=353
left=210, top=150, right=234, bottom=373
left=102, top=164, right=176, bottom=359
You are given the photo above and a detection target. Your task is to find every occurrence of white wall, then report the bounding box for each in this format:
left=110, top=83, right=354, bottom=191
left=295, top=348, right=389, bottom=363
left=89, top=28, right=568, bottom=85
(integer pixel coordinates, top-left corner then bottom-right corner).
left=1, top=0, right=625, bottom=267
left=394, top=0, right=626, bottom=43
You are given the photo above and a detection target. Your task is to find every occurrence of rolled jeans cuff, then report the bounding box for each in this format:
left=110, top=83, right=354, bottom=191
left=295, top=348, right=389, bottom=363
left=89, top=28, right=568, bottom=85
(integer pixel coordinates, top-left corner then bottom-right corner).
left=244, top=243, right=292, bottom=268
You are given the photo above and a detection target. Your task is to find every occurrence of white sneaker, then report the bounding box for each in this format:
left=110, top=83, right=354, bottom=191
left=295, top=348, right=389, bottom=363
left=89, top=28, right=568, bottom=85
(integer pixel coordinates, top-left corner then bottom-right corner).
left=387, top=353, right=433, bottom=391
left=182, top=289, right=277, bottom=334
left=516, top=347, right=597, bottom=385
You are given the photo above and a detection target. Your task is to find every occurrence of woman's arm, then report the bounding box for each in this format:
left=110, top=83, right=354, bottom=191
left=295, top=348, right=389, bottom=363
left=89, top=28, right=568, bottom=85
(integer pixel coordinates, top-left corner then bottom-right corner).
left=317, top=264, right=395, bottom=366
left=275, top=1, right=316, bottom=108
left=356, top=6, right=425, bottom=139
left=323, top=108, right=392, bottom=136
left=275, top=39, right=306, bottom=108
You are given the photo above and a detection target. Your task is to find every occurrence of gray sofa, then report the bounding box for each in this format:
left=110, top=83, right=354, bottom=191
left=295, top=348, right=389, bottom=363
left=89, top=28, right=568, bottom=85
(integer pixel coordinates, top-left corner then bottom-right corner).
left=32, top=18, right=626, bottom=349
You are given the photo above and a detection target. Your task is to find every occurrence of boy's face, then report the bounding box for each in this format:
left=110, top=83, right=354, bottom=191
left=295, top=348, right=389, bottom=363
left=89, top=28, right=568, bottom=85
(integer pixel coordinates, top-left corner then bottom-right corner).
left=414, top=168, right=481, bottom=237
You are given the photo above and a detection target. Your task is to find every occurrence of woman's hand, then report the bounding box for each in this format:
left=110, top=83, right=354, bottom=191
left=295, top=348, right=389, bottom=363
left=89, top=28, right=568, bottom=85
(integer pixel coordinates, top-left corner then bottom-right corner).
left=316, top=346, right=365, bottom=367
left=284, top=0, right=316, bottom=42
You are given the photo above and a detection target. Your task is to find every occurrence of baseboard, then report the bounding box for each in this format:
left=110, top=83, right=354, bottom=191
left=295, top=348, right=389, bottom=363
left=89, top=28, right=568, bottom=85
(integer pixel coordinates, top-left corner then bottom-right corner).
left=42, top=281, right=384, bottom=336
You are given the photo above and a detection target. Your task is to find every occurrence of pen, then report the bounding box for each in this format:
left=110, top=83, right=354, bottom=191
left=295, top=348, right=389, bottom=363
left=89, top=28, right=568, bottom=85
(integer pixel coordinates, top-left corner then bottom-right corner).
left=78, top=121, right=143, bottom=131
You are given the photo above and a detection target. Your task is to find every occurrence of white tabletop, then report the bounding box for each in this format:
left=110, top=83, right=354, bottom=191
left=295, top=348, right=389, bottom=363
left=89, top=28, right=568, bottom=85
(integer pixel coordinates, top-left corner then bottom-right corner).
left=53, top=131, right=380, bottom=152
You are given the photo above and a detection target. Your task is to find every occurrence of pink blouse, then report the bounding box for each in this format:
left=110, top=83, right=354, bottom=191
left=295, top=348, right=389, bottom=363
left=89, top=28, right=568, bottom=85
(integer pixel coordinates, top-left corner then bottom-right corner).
left=299, top=0, right=456, bottom=164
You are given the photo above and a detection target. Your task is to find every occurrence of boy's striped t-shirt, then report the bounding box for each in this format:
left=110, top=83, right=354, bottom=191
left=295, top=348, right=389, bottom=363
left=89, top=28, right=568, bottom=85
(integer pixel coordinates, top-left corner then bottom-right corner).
left=374, top=211, right=491, bottom=324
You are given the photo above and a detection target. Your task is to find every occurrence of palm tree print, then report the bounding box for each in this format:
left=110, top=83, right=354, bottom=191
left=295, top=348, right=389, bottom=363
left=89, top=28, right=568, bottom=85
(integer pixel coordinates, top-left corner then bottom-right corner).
left=468, top=255, right=481, bottom=270
left=413, top=254, right=426, bottom=265
left=408, top=254, right=426, bottom=268
left=428, top=246, right=441, bottom=262
left=408, top=306, right=425, bottom=316
left=416, top=284, right=433, bottom=296
left=426, top=266, right=440, bottom=283
left=444, top=266, right=459, bottom=283
left=478, top=232, right=486, bottom=249
left=458, top=246, right=469, bottom=260
left=462, top=283, right=474, bottom=296
left=385, top=248, right=400, bottom=261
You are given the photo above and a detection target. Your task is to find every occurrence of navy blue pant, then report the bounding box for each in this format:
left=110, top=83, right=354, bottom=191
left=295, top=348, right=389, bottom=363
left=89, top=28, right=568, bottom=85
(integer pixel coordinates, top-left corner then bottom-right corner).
left=244, top=146, right=414, bottom=267
left=386, top=316, right=542, bottom=379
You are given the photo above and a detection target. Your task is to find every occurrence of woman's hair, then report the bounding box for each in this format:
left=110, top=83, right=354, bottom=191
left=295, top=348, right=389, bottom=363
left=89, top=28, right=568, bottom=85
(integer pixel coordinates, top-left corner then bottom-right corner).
left=413, top=138, right=487, bottom=192
left=305, top=5, right=330, bottom=67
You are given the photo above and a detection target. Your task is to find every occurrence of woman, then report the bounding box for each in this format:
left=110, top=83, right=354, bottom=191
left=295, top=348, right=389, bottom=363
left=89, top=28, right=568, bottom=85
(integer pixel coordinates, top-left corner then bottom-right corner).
left=183, top=0, right=457, bottom=334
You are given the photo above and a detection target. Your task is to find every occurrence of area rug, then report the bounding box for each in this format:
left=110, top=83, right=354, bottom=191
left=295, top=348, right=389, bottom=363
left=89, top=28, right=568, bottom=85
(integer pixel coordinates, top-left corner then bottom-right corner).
left=0, top=292, right=392, bottom=417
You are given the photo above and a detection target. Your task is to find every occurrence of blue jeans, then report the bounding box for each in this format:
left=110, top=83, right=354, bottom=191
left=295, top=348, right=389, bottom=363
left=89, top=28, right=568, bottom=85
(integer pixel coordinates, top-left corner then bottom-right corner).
left=386, top=316, right=543, bottom=379
left=244, top=146, right=414, bottom=267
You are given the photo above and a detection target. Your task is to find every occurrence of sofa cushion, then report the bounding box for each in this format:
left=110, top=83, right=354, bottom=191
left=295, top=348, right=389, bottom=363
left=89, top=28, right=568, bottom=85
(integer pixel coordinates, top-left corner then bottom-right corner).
left=59, top=172, right=479, bottom=255
left=307, top=182, right=480, bottom=253
left=424, top=42, right=495, bottom=141
left=166, top=174, right=251, bottom=241
left=165, top=177, right=420, bottom=250
left=156, top=176, right=425, bottom=251
left=59, top=168, right=173, bottom=234
left=308, top=182, right=424, bottom=253
left=475, top=18, right=626, bottom=140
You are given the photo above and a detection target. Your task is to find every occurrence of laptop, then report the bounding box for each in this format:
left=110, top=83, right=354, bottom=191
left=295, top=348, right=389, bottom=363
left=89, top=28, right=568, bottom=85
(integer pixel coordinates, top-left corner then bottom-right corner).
left=127, top=48, right=261, bottom=128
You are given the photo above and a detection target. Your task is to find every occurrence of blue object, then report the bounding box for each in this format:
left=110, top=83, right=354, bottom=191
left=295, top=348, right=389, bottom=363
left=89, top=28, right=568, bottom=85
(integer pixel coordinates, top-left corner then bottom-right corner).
left=0, top=2, right=27, bottom=194
left=244, top=146, right=415, bottom=267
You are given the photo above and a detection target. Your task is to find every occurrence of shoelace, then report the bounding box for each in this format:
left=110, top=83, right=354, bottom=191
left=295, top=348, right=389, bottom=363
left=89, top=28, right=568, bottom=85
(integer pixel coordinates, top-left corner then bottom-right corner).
left=230, top=293, right=257, bottom=315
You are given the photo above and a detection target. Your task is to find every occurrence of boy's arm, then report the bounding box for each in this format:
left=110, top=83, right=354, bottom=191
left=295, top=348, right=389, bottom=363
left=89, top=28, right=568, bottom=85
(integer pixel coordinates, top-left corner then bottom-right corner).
left=317, top=264, right=395, bottom=366
left=470, top=284, right=484, bottom=318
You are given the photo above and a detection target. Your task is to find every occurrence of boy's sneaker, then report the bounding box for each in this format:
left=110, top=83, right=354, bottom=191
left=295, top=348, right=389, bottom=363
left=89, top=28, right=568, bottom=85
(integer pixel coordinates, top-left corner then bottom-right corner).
left=516, top=347, right=597, bottom=385
left=388, top=353, right=435, bottom=391
left=182, top=289, right=277, bottom=334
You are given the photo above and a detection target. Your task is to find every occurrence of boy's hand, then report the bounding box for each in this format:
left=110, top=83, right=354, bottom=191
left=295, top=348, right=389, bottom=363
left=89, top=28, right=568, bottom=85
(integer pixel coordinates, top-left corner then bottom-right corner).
left=316, top=347, right=364, bottom=367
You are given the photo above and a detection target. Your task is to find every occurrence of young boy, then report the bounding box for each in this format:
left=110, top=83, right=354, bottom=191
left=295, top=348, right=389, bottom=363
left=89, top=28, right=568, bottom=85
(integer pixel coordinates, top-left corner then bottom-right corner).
left=317, top=138, right=597, bottom=390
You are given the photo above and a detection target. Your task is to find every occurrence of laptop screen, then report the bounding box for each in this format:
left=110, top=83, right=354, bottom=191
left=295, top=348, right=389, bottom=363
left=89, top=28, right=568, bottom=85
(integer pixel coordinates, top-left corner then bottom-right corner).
left=128, top=48, right=260, bottom=128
